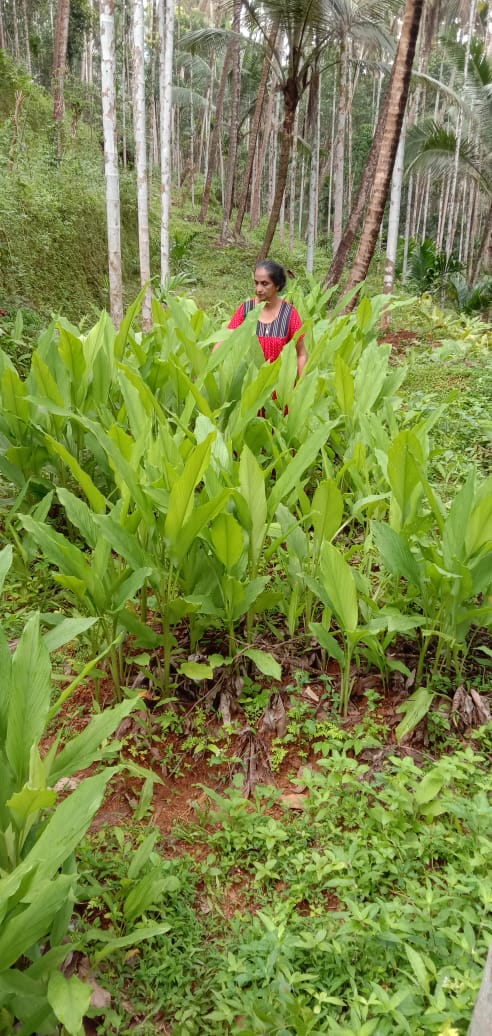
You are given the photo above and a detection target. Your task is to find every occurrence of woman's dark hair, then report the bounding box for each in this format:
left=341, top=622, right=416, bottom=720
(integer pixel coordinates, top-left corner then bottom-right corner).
left=255, top=259, right=287, bottom=292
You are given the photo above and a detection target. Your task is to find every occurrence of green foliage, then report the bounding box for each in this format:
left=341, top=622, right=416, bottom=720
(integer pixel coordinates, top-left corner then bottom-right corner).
left=0, top=284, right=489, bottom=712
left=0, top=544, right=146, bottom=1035
left=407, top=239, right=463, bottom=295
left=73, top=747, right=492, bottom=1035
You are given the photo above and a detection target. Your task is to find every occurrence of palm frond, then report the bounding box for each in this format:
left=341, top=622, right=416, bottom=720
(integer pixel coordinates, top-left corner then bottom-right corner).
left=406, top=119, right=489, bottom=191
left=179, top=27, right=252, bottom=57
left=171, top=86, right=209, bottom=111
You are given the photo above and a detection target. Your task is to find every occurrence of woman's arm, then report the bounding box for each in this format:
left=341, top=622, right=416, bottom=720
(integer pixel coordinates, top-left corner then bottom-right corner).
left=295, top=337, right=308, bottom=378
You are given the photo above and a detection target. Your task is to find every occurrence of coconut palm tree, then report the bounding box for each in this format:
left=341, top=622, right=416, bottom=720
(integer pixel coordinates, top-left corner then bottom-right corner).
left=343, top=0, right=425, bottom=293
left=406, top=37, right=492, bottom=281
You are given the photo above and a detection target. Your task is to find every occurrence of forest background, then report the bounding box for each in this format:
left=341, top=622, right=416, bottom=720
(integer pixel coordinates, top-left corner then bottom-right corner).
left=0, top=2, right=492, bottom=1036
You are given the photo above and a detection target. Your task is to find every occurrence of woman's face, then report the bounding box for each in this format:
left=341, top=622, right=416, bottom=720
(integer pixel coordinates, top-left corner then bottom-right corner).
left=254, top=267, right=278, bottom=303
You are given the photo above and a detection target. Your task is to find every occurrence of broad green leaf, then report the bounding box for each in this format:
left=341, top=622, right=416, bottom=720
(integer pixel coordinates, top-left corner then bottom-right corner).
left=395, top=686, right=435, bottom=743
left=371, top=521, right=421, bottom=586
left=43, top=617, right=97, bottom=654
left=48, top=702, right=135, bottom=784
left=56, top=487, right=99, bottom=548
left=92, top=923, right=171, bottom=962
left=26, top=769, right=117, bottom=883
left=57, top=328, right=87, bottom=408
left=319, top=542, right=358, bottom=632
left=268, top=425, right=333, bottom=517
left=404, top=945, right=430, bottom=991
left=179, top=662, right=214, bottom=681
left=19, top=517, right=98, bottom=606
left=6, top=615, right=51, bottom=786
left=309, top=623, right=345, bottom=666
left=387, top=430, right=424, bottom=529
left=442, top=471, right=475, bottom=565
left=466, top=477, right=492, bottom=556
left=355, top=296, right=373, bottom=332
left=239, top=445, right=267, bottom=567
left=0, top=544, right=13, bottom=594
left=127, top=831, right=159, bottom=880
left=114, top=288, right=146, bottom=359
left=210, top=513, right=244, bottom=569
left=111, top=566, right=153, bottom=613
left=334, top=354, right=354, bottom=416
left=312, top=479, right=344, bottom=546
left=92, top=511, right=152, bottom=572
left=165, top=434, right=214, bottom=545
left=170, top=488, right=233, bottom=565
left=44, top=435, right=106, bottom=513
left=1, top=367, right=30, bottom=435
left=0, top=874, right=74, bottom=970
left=243, top=648, right=281, bottom=681
left=47, top=972, right=91, bottom=1036
left=6, top=786, right=57, bottom=820
left=354, top=340, right=391, bottom=413
left=30, top=352, right=66, bottom=432
left=415, top=768, right=445, bottom=806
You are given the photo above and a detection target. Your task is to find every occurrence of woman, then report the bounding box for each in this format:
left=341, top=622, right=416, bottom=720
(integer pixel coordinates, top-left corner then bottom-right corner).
left=223, top=260, right=307, bottom=379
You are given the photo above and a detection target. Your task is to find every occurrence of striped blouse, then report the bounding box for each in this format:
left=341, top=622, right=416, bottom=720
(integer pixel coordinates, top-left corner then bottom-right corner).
left=227, top=299, right=303, bottom=362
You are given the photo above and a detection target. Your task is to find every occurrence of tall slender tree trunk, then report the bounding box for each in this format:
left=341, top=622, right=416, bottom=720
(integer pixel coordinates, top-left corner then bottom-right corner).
left=383, top=116, right=406, bottom=298
left=325, top=80, right=391, bottom=287
left=220, top=0, right=241, bottom=243
left=402, top=174, right=413, bottom=281
left=12, top=0, right=20, bottom=60
left=257, top=80, right=300, bottom=262
left=289, top=106, right=299, bottom=251
left=52, top=0, right=70, bottom=149
left=100, top=0, right=123, bottom=327
left=132, top=0, right=152, bottom=328
left=0, top=4, right=6, bottom=51
left=471, top=197, right=492, bottom=284
left=332, top=37, right=348, bottom=255
left=234, top=28, right=276, bottom=239
left=199, top=48, right=233, bottom=222
left=250, top=84, right=275, bottom=229
left=22, top=0, right=31, bottom=73
left=445, top=0, right=478, bottom=258
left=343, top=0, right=424, bottom=294
left=159, top=0, right=175, bottom=281
left=306, top=67, right=321, bottom=274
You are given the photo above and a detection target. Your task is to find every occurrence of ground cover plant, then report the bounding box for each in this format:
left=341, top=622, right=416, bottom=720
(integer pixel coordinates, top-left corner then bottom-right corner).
left=0, top=281, right=491, bottom=1034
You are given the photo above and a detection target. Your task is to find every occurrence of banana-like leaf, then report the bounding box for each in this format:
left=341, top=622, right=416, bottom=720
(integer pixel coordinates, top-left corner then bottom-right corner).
left=165, top=434, right=214, bottom=546
left=44, top=435, right=106, bottom=513
left=48, top=699, right=135, bottom=786
left=239, top=445, right=267, bottom=568
left=319, top=542, right=358, bottom=632
left=1, top=368, right=31, bottom=437
left=371, top=520, right=421, bottom=586
left=0, top=874, right=75, bottom=971
left=387, top=430, right=425, bottom=530
left=47, top=972, right=91, bottom=1036
left=354, top=340, right=391, bottom=414
left=268, top=425, right=334, bottom=518
left=0, top=544, right=13, bottom=594
left=210, top=512, right=244, bottom=569
left=243, top=648, right=281, bottom=681
left=334, top=355, right=354, bottom=416
left=170, top=488, right=233, bottom=565
left=312, top=479, right=343, bottom=547
left=6, top=615, right=51, bottom=787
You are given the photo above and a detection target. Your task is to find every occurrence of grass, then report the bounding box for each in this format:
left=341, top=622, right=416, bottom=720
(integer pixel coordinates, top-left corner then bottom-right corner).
left=74, top=740, right=492, bottom=1035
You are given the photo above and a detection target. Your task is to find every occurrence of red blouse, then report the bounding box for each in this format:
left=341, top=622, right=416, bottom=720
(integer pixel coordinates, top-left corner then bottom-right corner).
left=227, top=299, right=303, bottom=362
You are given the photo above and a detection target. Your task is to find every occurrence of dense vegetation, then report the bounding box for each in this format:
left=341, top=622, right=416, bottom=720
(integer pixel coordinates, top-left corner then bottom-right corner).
left=1, top=9, right=492, bottom=1034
